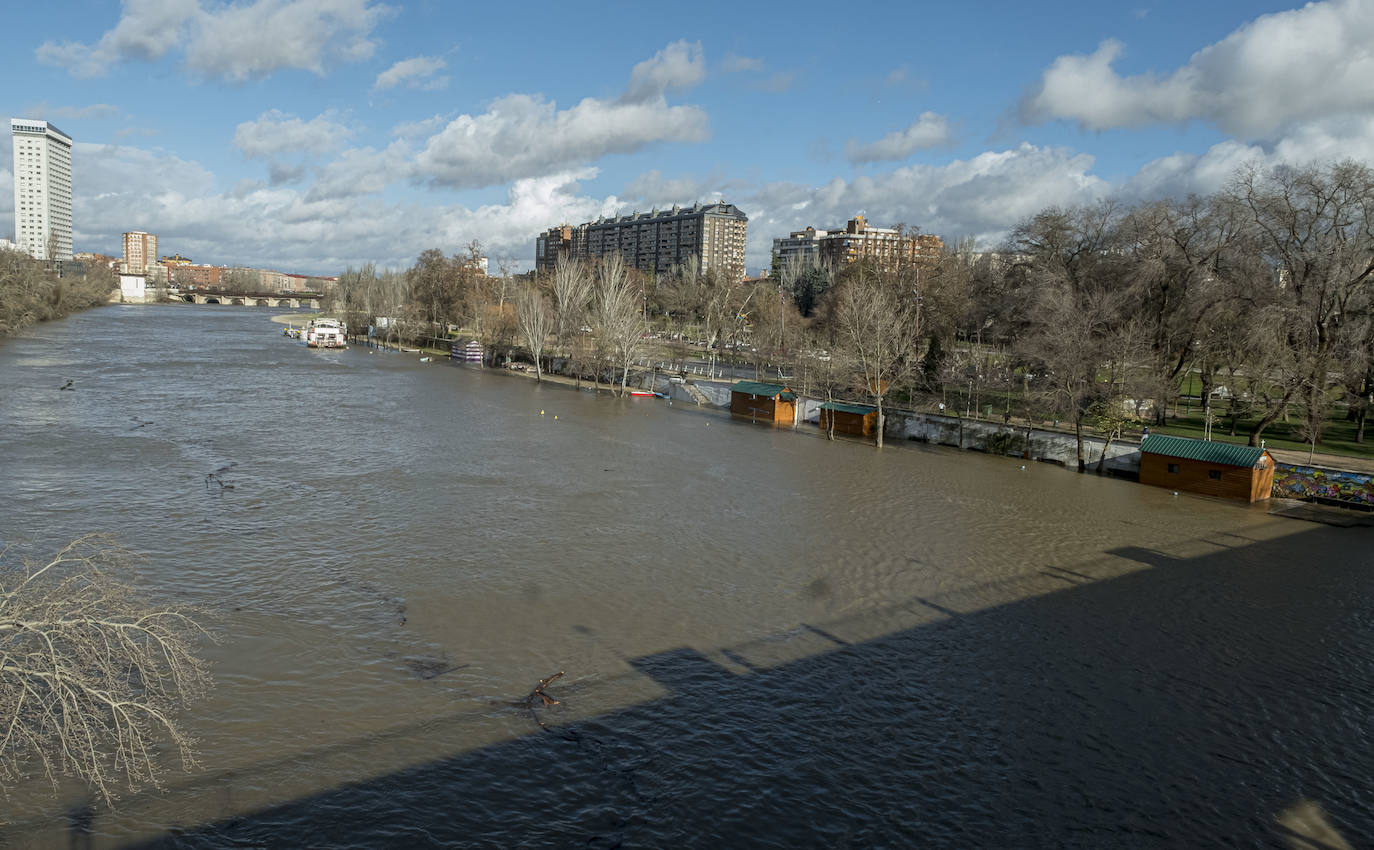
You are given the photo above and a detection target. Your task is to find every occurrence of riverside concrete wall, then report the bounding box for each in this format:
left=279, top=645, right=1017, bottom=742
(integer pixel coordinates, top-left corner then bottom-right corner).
left=658, top=378, right=1373, bottom=508
left=886, top=411, right=1143, bottom=475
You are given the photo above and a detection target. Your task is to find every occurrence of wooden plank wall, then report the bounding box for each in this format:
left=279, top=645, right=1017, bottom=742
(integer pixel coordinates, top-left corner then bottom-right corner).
left=1140, top=454, right=1268, bottom=501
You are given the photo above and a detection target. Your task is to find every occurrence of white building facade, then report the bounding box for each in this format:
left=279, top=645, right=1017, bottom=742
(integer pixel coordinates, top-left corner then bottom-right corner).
left=11, top=119, right=74, bottom=262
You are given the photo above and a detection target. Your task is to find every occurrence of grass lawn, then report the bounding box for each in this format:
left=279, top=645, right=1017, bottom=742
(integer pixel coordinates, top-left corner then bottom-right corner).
left=1154, top=410, right=1374, bottom=460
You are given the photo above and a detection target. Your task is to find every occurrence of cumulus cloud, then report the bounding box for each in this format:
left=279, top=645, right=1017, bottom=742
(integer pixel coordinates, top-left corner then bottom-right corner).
left=373, top=55, right=448, bottom=91
left=37, top=0, right=197, bottom=77
left=391, top=114, right=448, bottom=139
left=622, top=40, right=706, bottom=103
left=622, top=170, right=741, bottom=204
left=269, top=162, right=307, bottom=185
left=411, top=42, right=711, bottom=189
left=68, top=140, right=622, bottom=274
left=845, top=112, right=955, bottom=163
left=1123, top=115, right=1374, bottom=200
left=1020, top=0, right=1374, bottom=137
left=675, top=143, right=1114, bottom=269
left=37, top=0, right=392, bottom=81
left=234, top=110, right=355, bottom=159
left=305, top=144, right=407, bottom=201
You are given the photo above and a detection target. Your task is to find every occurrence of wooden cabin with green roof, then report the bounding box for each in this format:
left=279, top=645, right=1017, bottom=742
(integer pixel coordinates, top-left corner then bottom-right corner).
left=1139, top=434, right=1275, bottom=502
left=819, top=401, right=879, bottom=438
left=730, top=381, right=797, bottom=425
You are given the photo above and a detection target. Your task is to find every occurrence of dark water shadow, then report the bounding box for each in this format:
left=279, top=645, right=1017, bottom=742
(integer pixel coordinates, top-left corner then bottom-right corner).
left=89, top=525, right=1374, bottom=848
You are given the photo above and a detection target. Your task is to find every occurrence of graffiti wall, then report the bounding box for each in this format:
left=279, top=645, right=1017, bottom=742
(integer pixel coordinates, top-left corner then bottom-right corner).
left=1273, top=464, right=1374, bottom=507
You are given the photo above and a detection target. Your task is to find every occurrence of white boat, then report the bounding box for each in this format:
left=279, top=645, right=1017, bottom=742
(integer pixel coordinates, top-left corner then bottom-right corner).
left=451, top=339, right=484, bottom=363
left=305, top=318, right=348, bottom=349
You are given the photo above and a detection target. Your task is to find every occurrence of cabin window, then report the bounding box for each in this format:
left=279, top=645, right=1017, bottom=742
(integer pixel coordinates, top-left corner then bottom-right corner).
left=1167, top=463, right=1180, bottom=474
left=1208, top=470, right=1222, bottom=481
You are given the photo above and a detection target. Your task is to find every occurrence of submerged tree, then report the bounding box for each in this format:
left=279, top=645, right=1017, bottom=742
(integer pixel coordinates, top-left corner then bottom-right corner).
left=590, top=253, right=647, bottom=395
left=0, top=536, right=213, bottom=806
left=831, top=266, right=922, bottom=447
left=516, top=282, right=554, bottom=382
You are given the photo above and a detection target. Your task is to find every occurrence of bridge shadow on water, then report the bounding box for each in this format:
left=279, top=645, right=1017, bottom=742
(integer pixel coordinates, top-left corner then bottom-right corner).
left=114, top=523, right=1370, bottom=849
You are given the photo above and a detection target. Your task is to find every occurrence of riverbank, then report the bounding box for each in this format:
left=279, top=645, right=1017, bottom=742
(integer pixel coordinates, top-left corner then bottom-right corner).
left=465, top=353, right=1374, bottom=510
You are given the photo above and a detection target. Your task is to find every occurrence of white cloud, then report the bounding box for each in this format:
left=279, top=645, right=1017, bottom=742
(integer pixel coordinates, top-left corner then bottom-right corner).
left=373, top=55, right=448, bottom=91
left=37, top=0, right=392, bottom=81
left=305, top=144, right=407, bottom=200
left=1021, top=0, right=1374, bottom=138
left=692, top=143, right=1114, bottom=269
left=413, top=93, right=708, bottom=189
left=234, top=110, right=355, bottom=159
left=1124, top=115, right=1374, bottom=200
left=411, top=43, right=711, bottom=190
left=37, top=0, right=198, bottom=77
left=622, top=40, right=706, bottom=103
left=622, top=170, right=743, bottom=205
left=391, top=114, right=448, bottom=139
left=721, top=53, right=763, bottom=73
left=64, top=139, right=621, bottom=274
left=845, top=112, right=955, bottom=163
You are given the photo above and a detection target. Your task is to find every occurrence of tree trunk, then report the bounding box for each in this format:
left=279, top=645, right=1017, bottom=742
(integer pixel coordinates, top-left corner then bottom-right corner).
left=1074, top=415, right=1086, bottom=472
left=1096, top=430, right=1117, bottom=474
left=1248, top=387, right=1298, bottom=446
left=876, top=398, right=885, bottom=448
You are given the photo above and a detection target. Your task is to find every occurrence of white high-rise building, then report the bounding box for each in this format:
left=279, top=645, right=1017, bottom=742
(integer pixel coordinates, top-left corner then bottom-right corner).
left=11, top=119, right=74, bottom=262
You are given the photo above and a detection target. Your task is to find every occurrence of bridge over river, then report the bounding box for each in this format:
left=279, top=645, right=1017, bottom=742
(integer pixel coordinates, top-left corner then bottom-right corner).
left=172, top=288, right=321, bottom=308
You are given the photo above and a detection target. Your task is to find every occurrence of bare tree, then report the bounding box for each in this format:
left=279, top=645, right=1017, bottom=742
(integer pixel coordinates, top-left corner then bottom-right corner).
left=550, top=256, right=592, bottom=353
left=831, top=267, right=922, bottom=447
left=0, top=536, right=213, bottom=806
left=0, top=247, right=115, bottom=337
left=516, top=282, right=554, bottom=382
left=1230, top=160, right=1374, bottom=445
left=590, top=254, right=647, bottom=395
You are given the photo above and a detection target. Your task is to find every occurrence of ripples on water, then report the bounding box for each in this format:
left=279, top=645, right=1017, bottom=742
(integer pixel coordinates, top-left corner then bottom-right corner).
left=0, top=306, right=1371, bottom=847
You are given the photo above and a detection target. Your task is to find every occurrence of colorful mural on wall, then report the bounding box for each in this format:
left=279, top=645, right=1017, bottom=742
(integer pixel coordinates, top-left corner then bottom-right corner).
left=1273, top=464, right=1374, bottom=507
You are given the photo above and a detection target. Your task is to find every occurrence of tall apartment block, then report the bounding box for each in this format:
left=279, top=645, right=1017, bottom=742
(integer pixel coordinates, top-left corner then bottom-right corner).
left=122, top=231, right=158, bottom=274
left=11, top=119, right=74, bottom=262
left=536, top=202, right=748, bottom=282
left=774, top=215, right=942, bottom=273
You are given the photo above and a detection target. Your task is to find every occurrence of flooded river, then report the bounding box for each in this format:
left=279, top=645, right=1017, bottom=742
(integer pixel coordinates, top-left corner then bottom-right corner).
left=1, top=305, right=1371, bottom=847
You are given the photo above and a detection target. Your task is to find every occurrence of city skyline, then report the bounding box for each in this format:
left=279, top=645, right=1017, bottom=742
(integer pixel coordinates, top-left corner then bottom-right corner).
left=3, top=0, right=1373, bottom=277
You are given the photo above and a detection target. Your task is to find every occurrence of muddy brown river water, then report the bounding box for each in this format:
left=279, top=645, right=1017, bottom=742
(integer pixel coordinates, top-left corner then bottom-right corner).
left=0, top=305, right=1371, bottom=848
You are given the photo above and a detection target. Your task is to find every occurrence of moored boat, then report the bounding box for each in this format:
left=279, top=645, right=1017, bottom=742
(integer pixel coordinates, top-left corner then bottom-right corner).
left=305, top=318, right=348, bottom=349
left=450, top=340, right=484, bottom=363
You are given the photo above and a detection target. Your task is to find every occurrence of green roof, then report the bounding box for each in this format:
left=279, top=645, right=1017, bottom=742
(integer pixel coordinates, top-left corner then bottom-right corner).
left=820, top=401, right=877, bottom=415
left=1140, top=434, right=1266, bottom=467
left=731, top=381, right=796, bottom=400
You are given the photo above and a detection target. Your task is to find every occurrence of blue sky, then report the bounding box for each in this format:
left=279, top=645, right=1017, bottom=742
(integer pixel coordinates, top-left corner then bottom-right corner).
left=4, top=0, right=1373, bottom=276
